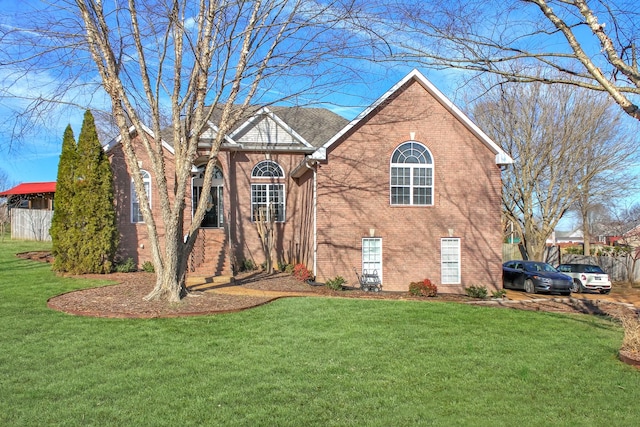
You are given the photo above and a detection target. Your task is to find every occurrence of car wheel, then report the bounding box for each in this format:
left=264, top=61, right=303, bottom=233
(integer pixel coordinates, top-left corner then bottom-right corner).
left=600, top=289, right=611, bottom=295
left=524, top=279, right=535, bottom=294
left=571, top=279, right=582, bottom=293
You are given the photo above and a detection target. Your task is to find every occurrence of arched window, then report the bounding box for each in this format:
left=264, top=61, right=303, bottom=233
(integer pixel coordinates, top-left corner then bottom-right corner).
left=131, top=170, right=151, bottom=223
left=390, top=142, right=433, bottom=206
left=192, top=165, right=224, bottom=228
left=251, top=160, right=285, bottom=222
left=251, top=160, right=284, bottom=178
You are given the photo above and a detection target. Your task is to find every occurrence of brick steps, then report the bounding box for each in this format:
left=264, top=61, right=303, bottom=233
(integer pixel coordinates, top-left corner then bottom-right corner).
left=187, top=228, right=232, bottom=279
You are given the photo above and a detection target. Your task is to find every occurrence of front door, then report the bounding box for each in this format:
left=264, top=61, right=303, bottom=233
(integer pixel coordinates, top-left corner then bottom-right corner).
left=193, top=166, right=223, bottom=228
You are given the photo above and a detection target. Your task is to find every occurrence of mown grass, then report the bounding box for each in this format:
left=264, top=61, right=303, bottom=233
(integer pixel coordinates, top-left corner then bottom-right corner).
left=1, top=239, right=639, bottom=426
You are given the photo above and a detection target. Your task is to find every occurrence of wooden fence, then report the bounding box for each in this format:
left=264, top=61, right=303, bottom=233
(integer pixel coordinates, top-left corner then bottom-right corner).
left=503, top=243, right=640, bottom=282
left=9, top=208, right=53, bottom=241
left=502, top=244, right=560, bottom=265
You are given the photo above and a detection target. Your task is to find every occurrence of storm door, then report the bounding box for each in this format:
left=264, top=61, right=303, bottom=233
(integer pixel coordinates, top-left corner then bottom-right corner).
left=193, top=166, right=224, bottom=228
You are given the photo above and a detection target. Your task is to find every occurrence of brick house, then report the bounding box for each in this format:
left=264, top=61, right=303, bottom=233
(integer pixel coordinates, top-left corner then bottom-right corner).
left=105, top=70, right=512, bottom=293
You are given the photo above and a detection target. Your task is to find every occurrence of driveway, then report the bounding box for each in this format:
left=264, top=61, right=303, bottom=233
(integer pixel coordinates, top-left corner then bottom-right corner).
left=504, top=284, right=640, bottom=308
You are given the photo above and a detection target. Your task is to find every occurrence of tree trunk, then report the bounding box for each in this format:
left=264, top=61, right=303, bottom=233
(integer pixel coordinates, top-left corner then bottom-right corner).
left=144, top=222, right=187, bottom=302
left=583, top=211, right=591, bottom=257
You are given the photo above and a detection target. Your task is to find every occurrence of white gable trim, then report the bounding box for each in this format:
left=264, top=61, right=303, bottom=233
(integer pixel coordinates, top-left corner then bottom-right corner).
left=230, top=107, right=313, bottom=148
left=103, top=123, right=175, bottom=155
left=200, top=121, right=238, bottom=146
left=311, top=69, right=513, bottom=166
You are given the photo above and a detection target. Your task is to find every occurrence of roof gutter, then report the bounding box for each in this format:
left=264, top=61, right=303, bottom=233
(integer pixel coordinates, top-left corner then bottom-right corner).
left=290, top=156, right=319, bottom=179
left=220, top=143, right=316, bottom=154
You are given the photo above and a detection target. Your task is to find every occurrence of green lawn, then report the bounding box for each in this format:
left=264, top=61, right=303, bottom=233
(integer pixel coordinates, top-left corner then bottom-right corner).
left=1, top=239, right=639, bottom=426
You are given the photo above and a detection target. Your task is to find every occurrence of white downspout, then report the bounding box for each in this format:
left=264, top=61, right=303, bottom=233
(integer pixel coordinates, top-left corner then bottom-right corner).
left=298, top=158, right=318, bottom=278
left=313, top=163, right=317, bottom=278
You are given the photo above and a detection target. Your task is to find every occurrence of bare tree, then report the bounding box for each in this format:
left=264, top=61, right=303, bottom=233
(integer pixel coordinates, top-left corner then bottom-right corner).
left=599, top=203, right=640, bottom=283
left=0, top=168, right=10, bottom=239
left=471, top=78, right=637, bottom=261
left=254, top=205, right=276, bottom=274
left=378, top=0, right=640, bottom=122
left=1, top=0, right=362, bottom=301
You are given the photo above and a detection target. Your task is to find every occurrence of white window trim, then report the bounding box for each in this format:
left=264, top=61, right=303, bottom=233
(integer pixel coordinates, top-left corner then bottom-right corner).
left=251, top=183, right=286, bottom=222
left=362, top=237, right=383, bottom=283
left=251, top=160, right=285, bottom=178
left=131, top=170, right=151, bottom=223
left=389, top=141, right=434, bottom=206
left=441, top=238, right=461, bottom=285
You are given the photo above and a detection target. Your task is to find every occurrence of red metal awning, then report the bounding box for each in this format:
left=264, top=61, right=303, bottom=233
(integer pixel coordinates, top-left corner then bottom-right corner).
left=0, top=182, right=57, bottom=196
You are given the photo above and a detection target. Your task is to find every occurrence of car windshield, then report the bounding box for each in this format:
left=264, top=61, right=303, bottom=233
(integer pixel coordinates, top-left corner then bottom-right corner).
left=524, top=262, right=557, bottom=272
left=583, top=265, right=605, bottom=274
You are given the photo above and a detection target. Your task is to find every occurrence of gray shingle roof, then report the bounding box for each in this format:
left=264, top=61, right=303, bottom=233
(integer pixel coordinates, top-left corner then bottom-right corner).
left=160, top=105, right=348, bottom=149
left=267, top=106, right=348, bottom=148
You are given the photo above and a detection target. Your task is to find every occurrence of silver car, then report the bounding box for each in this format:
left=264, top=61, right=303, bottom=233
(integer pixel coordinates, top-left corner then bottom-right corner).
left=556, top=264, right=612, bottom=294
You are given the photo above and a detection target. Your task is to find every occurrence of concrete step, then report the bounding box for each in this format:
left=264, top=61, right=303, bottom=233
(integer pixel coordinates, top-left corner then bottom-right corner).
left=186, top=275, right=234, bottom=290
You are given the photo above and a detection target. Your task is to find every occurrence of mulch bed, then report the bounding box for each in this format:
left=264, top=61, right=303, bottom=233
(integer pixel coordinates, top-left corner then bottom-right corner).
left=46, top=271, right=477, bottom=319
left=18, top=251, right=638, bottom=319
left=47, top=272, right=275, bottom=319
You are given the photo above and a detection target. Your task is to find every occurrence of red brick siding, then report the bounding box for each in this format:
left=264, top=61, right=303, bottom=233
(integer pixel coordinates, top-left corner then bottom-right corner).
left=315, top=80, right=503, bottom=292
left=111, top=140, right=315, bottom=275
left=109, top=136, right=176, bottom=267
left=223, top=151, right=314, bottom=270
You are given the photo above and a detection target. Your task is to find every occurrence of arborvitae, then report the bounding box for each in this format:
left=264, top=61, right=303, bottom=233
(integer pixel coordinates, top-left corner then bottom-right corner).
left=50, top=125, right=78, bottom=272
left=73, top=110, right=119, bottom=273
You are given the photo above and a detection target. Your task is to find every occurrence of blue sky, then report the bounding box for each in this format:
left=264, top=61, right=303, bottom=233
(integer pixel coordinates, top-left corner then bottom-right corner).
left=1, top=0, right=636, bottom=234
left=0, top=64, right=459, bottom=188
left=0, top=0, right=477, bottom=188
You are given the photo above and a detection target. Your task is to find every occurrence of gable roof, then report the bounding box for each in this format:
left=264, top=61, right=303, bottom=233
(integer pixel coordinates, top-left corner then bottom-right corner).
left=103, top=123, right=175, bottom=155
left=229, top=107, right=315, bottom=149
left=154, top=105, right=347, bottom=152
left=0, top=182, right=56, bottom=197
left=266, top=106, right=348, bottom=148
left=309, top=69, right=513, bottom=166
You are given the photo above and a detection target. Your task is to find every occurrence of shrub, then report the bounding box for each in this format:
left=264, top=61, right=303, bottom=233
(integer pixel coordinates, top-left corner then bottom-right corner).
left=284, top=263, right=295, bottom=274
left=115, top=257, right=137, bottom=273
left=325, top=276, right=346, bottom=291
left=465, top=285, right=488, bottom=299
left=292, top=263, right=312, bottom=282
left=491, top=289, right=507, bottom=299
left=564, top=246, right=583, bottom=255
left=608, top=307, right=640, bottom=354
left=408, top=279, right=438, bottom=297
left=240, top=259, right=256, bottom=272
left=141, top=261, right=155, bottom=273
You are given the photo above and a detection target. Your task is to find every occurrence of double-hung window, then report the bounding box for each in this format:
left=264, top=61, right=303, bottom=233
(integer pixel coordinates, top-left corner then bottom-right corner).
left=441, top=238, right=461, bottom=284
left=251, top=160, right=285, bottom=222
left=362, top=238, right=382, bottom=279
left=131, top=170, right=151, bottom=223
left=390, top=142, right=433, bottom=206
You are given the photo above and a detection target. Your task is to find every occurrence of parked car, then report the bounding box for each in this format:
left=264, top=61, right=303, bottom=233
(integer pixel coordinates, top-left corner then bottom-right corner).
left=556, top=263, right=612, bottom=294
left=502, top=260, right=572, bottom=295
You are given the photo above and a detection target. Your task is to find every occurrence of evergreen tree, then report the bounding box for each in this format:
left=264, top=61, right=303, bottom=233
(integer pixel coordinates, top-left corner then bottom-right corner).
left=50, top=125, right=78, bottom=272
left=73, top=110, right=119, bottom=273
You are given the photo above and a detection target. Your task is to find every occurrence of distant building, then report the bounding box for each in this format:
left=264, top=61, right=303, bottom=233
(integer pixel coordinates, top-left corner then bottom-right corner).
left=0, top=182, right=56, bottom=241
left=0, top=182, right=56, bottom=210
